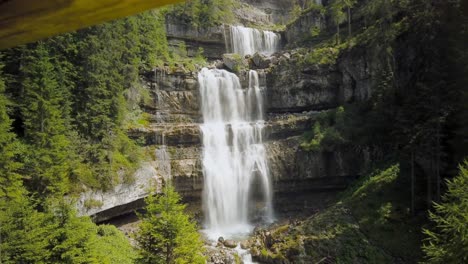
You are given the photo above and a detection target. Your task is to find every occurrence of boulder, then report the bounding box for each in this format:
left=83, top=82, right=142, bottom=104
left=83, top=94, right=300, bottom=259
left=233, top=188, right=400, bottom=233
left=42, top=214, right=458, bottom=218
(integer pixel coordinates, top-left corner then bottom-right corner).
left=223, top=239, right=238, bottom=249
left=240, top=240, right=251, bottom=249
left=252, top=52, right=271, bottom=69
left=223, top=53, right=247, bottom=72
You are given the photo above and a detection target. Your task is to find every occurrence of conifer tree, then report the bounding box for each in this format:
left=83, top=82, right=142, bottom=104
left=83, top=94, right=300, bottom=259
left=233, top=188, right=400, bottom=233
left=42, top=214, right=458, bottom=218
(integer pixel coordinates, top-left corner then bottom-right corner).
left=1, top=197, right=137, bottom=264
left=135, top=185, right=205, bottom=264
left=422, top=160, right=468, bottom=263
left=0, top=195, right=51, bottom=263
left=0, top=59, right=23, bottom=200
left=20, top=42, right=71, bottom=196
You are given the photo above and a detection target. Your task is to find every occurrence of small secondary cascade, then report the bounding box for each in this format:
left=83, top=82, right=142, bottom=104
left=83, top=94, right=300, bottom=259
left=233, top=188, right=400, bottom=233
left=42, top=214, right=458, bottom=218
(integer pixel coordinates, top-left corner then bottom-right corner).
left=155, top=134, right=171, bottom=181
left=230, top=25, right=280, bottom=56
left=199, top=68, right=273, bottom=239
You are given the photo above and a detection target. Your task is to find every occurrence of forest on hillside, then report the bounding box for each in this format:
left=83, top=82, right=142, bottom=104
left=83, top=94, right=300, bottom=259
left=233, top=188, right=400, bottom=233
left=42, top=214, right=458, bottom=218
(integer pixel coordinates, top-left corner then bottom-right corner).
left=0, top=0, right=467, bottom=263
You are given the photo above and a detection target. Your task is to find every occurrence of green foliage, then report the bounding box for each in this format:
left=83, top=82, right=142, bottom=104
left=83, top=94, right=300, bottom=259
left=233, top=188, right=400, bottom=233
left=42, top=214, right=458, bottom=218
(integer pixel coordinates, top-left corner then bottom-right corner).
left=94, top=225, right=137, bottom=264
left=344, top=164, right=424, bottom=260
left=255, top=164, right=424, bottom=263
left=303, top=47, right=340, bottom=65
left=83, top=198, right=103, bottom=209
left=0, top=195, right=51, bottom=263
left=301, top=107, right=345, bottom=152
left=135, top=185, right=205, bottom=264
left=286, top=1, right=326, bottom=28
left=329, top=0, right=347, bottom=25
left=0, top=195, right=135, bottom=263
left=289, top=4, right=303, bottom=24
left=20, top=42, right=72, bottom=196
left=0, top=59, right=23, bottom=201
left=0, top=10, right=177, bottom=193
left=163, top=0, right=235, bottom=28
left=422, top=160, right=468, bottom=263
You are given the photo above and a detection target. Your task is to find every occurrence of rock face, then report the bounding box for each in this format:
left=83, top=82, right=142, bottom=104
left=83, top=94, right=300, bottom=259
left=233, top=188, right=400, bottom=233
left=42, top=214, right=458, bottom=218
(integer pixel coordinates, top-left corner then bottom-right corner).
left=76, top=1, right=378, bottom=219
left=285, top=8, right=328, bottom=46
left=337, top=47, right=373, bottom=102
left=76, top=163, right=161, bottom=222
left=240, top=0, right=297, bottom=24
left=165, top=17, right=227, bottom=60
left=77, top=49, right=373, bottom=219
left=163, top=0, right=294, bottom=59
left=267, top=137, right=363, bottom=193
left=266, top=58, right=341, bottom=112
left=265, top=47, right=374, bottom=113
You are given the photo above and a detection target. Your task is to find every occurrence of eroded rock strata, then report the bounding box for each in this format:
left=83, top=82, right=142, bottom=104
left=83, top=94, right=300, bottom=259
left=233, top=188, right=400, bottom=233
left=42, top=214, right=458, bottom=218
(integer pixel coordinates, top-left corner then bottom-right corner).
left=78, top=1, right=371, bottom=221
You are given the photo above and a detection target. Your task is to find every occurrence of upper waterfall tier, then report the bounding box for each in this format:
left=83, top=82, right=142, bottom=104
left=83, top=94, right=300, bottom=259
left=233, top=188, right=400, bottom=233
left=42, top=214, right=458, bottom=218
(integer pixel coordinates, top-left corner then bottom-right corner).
left=230, top=25, right=280, bottom=56
left=198, top=68, right=273, bottom=240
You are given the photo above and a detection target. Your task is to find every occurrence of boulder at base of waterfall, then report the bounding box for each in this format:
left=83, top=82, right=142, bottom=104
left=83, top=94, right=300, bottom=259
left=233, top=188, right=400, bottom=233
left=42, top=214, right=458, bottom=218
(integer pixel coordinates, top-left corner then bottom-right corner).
left=204, top=246, right=237, bottom=264
left=252, top=52, right=271, bottom=69
left=223, top=53, right=247, bottom=72
left=240, top=240, right=251, bottom=249
left=223, top=239, right=238, bottom=249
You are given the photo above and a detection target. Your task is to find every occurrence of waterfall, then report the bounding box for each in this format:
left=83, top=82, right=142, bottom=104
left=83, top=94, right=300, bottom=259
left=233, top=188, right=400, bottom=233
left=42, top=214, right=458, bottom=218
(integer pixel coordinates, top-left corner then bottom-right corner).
left=199, top=68, right=273, bottom=239
left=230, top=25, right=280, bottom=56
left=155, top=134, right=171, bottom=181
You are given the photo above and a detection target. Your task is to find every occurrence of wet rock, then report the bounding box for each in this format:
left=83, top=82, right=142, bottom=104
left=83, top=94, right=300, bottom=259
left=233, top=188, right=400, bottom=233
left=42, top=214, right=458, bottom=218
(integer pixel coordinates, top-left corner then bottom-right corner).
left=215, top=60, right=224, bottom=69
left=252, top=52, right=271, bottom=68
left=250, top=247, right=260, bottom=258
left=240, top=240, right=250, bottom=249
left=205, top=246, right=237, bottom=264
left=270, top=56, right=279, bottom=66
left=223, top=239, right=238, bottom=249
left=223, top=53, right=247, bottom=72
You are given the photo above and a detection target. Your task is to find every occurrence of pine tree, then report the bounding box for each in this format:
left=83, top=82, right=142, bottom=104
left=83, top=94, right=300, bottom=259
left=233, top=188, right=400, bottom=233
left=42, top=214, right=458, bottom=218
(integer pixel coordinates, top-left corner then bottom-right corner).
left=135, top=185, right=205, bottom=264
left=0, top=196, right=51, bottom=263
left=1, top=196, right=136, bottom=263
left=422, top=160, right=468, bottom=263
left=20, top=42, right=71, bottom=197
left=0, top=58, right=23, bottom=200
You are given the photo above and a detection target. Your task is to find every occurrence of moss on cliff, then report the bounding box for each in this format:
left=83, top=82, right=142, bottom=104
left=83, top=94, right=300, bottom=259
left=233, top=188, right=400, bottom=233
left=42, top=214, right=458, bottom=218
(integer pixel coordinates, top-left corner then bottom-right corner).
left=252, top=164, right=424, bottom=263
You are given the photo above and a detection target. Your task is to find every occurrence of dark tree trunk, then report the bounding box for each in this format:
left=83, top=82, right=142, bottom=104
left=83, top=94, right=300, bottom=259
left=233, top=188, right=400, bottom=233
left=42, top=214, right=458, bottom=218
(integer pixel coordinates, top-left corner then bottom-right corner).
left=347, top=6, right=352, bottom=37
left=427, top=156, right=433, bottom=209
left=337, top=24, right=340, bottom=44
left=411, top=150, right=415, bottom=215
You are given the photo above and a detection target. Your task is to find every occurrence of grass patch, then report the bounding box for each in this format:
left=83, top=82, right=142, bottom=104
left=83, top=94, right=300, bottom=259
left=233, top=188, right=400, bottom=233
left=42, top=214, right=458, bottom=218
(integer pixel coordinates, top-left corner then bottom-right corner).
left=84, top=198, right=103, bottom=209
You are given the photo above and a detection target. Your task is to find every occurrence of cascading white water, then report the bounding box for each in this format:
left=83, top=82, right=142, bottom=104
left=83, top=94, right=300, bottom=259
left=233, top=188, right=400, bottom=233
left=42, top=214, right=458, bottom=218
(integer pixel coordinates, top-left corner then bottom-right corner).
left=155, top=134, right=171, bottom=181
left=230, top=25, right=280, bottom=56
left=199, top=68, right=273, bottom=239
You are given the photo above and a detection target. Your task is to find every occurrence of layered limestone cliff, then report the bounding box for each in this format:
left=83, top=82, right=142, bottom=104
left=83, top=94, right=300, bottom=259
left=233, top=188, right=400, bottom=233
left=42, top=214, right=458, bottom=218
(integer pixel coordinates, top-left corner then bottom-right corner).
left=77, top=0, right=375, bottom=221
left=78, top=50, right=369, bottom=221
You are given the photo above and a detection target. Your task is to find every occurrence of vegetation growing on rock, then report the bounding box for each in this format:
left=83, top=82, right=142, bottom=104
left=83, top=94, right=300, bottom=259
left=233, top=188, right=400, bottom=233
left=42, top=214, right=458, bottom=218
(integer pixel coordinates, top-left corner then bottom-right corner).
left=0, top=0, right=466, bottom=263
left=162, top=0, right=235, bottom=29
left=251, top=164, right=425, bottom=263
